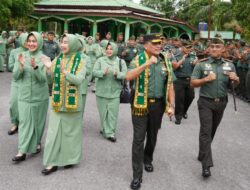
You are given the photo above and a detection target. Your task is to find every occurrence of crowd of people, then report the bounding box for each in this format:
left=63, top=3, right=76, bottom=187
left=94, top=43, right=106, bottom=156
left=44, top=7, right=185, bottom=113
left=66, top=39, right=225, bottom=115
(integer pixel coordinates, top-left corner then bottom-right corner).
left=0, top=28, right=247, bottom=189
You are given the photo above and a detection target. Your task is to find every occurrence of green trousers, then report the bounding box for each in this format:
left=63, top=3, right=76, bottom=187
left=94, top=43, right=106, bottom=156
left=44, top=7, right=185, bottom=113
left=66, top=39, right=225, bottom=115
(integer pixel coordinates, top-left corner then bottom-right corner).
left=96, top=96, right=120, bottom=138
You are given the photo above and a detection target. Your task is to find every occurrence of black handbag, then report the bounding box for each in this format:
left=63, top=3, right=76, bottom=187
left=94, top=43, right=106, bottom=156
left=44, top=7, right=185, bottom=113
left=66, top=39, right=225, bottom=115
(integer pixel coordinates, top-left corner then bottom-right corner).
left=119, top=59, right=131, bottom=103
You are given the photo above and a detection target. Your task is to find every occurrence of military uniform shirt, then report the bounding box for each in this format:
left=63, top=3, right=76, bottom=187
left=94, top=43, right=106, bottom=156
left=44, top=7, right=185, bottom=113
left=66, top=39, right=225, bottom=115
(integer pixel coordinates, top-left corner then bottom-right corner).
left=191, top=57, right=236, bottom=99
left=174, top=51, right=196, bottom=78
left=42, top=40, right=60, bottom=61
left=130, top=53, right=176, bottom=98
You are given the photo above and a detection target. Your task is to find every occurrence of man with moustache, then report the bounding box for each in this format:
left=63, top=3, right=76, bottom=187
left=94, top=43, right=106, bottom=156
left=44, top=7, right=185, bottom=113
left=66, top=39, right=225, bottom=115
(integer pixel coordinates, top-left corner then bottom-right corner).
left=126, top=34, right=175, bottom=190
left=191, top=34, right=240, bottom=178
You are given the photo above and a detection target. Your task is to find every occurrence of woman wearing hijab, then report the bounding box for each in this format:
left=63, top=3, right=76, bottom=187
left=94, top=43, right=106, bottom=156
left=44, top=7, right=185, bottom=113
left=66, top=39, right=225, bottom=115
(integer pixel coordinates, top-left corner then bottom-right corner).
left=42, top=34, right=86, bottom=175
left=0, top=31, right=8, bottom=72
left=12, top=32, right=49, bottom=162
left=93, top=42, right=127, bottom=142
left=8, top=33, right=28, bottom=135
left=85, top=36, right=102, bottom=92
left=75, top=34, right=92, bottom=114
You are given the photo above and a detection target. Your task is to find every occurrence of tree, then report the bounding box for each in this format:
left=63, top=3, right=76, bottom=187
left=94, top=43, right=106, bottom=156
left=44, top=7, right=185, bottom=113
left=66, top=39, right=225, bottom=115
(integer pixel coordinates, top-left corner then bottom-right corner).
left=0, top=0, right=38, bottom=31
left=141, top=0, right=176, bottom=17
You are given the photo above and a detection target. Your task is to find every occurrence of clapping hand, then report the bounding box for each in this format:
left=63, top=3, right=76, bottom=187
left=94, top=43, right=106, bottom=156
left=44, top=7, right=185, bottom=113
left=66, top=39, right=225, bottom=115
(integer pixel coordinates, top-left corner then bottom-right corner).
left=30, top=58, right=37, bottom=68
left=41, top=55, right=52, bottom=69
left=18, top=53, right=25, bottom=69
left=104, top=67, right=109, bottom=75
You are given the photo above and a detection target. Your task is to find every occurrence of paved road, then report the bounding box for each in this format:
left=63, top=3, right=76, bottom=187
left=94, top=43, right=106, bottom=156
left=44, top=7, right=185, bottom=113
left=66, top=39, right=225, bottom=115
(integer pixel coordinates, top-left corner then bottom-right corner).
left=0, top=72, right=250, bottom=190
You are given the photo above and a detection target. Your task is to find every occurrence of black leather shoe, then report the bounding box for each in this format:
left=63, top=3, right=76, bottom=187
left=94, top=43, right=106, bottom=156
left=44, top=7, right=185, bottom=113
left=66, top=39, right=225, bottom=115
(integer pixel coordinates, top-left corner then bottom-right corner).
left=202, top=167, right=211, bottom=178
left=41, top=166, right=58, bottom=175
left=64, top=165, right=74, bottom=169
left=12, top=154, right=26, bottom=162
left=107, top=137, right=116, bottom=143
left=175, top=120, right=181, bottom=125
left=183, top=113, right=188, bottom=119
left=8, top=126, right=18, bottom=135
left=144, top=163, right=154, bottom=172
left=32, top=144, right=41, bottom=155
left=130, top=178, right=142, bottom=190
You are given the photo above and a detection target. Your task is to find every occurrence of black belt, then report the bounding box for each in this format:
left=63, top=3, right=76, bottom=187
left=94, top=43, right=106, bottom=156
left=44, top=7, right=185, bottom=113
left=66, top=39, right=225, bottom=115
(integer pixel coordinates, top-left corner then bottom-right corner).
left=148, top=97, right=164, bottom=103
left=177, top=77, right=191, bottom=80
left=201, top=96, right=228, bottom=102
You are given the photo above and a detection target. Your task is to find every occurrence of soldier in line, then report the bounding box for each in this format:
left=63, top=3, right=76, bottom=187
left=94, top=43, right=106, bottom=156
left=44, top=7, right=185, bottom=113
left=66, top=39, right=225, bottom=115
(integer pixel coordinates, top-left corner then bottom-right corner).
left=123, top=35, right=138, bottom=67
left=172, top=40, right=197, bottom=125
left=42, top=31, right=60, bottom=95
left=191, top=35, right=240, bottom=178
left=116, top=32, right=126, bottom=59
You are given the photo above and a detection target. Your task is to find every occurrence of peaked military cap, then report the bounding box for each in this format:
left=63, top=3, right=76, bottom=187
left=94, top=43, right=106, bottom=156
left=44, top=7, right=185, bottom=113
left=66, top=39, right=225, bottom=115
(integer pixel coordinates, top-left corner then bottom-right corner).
left=143, top=33, right=162, bottom=43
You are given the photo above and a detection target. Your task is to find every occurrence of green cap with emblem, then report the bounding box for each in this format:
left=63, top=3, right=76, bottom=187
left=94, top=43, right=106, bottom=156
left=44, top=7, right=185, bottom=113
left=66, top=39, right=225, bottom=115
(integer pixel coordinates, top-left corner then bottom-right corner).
left=211, top=33, right=224, bottom=44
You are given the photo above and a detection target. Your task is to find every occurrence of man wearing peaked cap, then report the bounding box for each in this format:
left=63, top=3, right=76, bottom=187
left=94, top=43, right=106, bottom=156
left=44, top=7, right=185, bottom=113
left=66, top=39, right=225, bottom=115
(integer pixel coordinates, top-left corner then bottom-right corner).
left=126, top=33, right=175, bottom=189
left=191, top=33, right=240, bottom=178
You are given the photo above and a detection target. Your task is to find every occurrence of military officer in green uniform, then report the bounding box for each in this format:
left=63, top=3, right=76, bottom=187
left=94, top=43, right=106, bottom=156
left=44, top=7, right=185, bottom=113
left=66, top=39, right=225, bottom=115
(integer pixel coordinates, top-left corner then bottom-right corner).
left=245, top=47, right=250, bottom=103
left=237, top=41, right=248, bottom=100
left=172, top=41, right=197, bottom=124
left=116, top=32, right=126, bottom=59
left=123, top=36, right=139, bottom=67
left=126, top=34, right=175, bottom=190
left=136, top=34, right=144, bottom=53
left=191, top=35, right=240, bottom=178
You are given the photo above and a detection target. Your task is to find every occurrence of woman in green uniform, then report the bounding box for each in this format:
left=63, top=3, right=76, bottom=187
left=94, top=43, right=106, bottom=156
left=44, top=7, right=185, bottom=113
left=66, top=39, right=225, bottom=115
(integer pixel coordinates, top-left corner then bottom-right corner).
left=0, top=31, right=8, bottom=72
left=42, top=34, right=86, bottom=175
left=8, top=33, right=28, bottom=135
left=85, top=36, right=102, bottom=92
left=75, top=34, right=92, bottom=114
left=93, top=42, right=127, bottom=142
left=12, top=32, right=49, bottom=162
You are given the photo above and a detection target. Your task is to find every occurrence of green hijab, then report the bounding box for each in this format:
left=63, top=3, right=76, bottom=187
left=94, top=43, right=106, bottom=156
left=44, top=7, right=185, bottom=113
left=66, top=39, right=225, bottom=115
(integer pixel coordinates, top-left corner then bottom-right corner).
left=75, top=34, right=85, bottom=52
left=19, top=33, right=28, bottom=50
left=106, top=42, right=118, bottom=59
left=27, top=31, right=43, bottom=54
left=62, top=34, right=81, bottom=55
left=1, top=31, right=7, bottom=38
